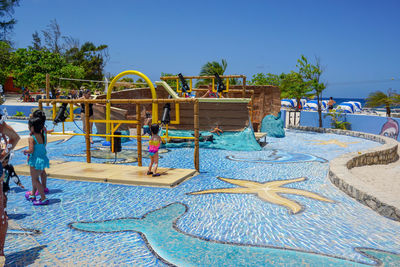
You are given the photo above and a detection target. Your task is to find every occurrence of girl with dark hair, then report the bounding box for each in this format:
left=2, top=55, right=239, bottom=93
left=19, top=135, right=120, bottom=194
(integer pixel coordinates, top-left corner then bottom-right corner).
left=31, top=110, right=52, bottom=194
left=147, top=124, right=162, bottom=177
left=23, top=117, right=50, bottom=205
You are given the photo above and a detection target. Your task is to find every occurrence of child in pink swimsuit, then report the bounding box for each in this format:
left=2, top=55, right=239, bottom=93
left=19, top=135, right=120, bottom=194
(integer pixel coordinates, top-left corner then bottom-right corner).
left=147, top=124, right=161, bottom=177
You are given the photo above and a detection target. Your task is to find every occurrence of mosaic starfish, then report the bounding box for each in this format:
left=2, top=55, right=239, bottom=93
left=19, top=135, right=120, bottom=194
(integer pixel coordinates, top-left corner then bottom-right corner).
left=309, top=139, right=359, bottom=148
left=190, top=177, right=333, bottom=214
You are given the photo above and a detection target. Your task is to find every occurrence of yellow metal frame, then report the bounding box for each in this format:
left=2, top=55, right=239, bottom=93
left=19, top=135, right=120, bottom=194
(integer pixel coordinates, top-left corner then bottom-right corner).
left=39, top=96, right=201, bottom=171
left=176, top=78, right=193, bottom=94
left=106, top=70, right=158, bottom=141
left=161, top=75, right=235, bottom=94
left=211, top=78, right=229, bottom=93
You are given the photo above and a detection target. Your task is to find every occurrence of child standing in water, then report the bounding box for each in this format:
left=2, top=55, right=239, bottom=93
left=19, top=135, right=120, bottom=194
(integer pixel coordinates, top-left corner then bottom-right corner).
left=23, top=117, right=50, bottom=205
left=147, top=124, right=161, bottom=177
left=143, top=112, right=152, bottom=135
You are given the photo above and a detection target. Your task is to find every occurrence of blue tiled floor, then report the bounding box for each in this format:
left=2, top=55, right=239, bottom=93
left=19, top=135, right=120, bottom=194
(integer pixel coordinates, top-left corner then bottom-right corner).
left=4, top=121, right=400, bottom=266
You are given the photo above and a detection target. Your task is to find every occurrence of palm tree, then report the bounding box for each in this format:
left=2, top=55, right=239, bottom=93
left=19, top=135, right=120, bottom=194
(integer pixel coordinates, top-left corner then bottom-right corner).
left=365, top=90, right=400, bottom=117
left=196, top=59, right=227, bottom=86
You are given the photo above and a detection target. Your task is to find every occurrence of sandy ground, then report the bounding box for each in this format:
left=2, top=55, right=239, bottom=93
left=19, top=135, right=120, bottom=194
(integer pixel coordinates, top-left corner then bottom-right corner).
left=350, top=147, right=400, bottom=209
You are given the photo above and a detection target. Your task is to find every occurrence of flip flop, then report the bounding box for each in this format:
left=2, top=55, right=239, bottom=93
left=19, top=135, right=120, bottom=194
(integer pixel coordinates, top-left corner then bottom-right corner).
left=25, top=194, right=36, bottom=201
left=152, top=173, right=161, bottom=177
left=33, top=198, right=49, bottom=206
left=147, top=171, right=153, bottom=175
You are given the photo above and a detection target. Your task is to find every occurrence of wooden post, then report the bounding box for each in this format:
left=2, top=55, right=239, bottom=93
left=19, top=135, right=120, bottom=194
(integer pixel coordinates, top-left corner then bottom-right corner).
left=136, top=104, right=142, bottom=166
left=242, top=76, right=246, bottom=97
left=45, top=74, right=50, bottom=106
left=193, top=100, right=199, bottom=171
left=250, top=93, right=254, bottom=125
left=38, top=100, right=43, bottom=111
left=85, top=102, right=91, bottom=163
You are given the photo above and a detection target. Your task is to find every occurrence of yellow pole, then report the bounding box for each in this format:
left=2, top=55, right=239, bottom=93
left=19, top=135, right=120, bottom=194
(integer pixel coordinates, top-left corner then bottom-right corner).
left=85, top=102, right=91, bottom=163
left=194, top=100, right=199, bottom=171
left=136, top=104, right=142, bottom=166
left=106, top=70, right=158, bottom=141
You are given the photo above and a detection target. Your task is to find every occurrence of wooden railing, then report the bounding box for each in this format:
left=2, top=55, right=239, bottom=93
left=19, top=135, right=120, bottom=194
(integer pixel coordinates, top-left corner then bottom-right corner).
left=39, top=98, right=200, bottom=171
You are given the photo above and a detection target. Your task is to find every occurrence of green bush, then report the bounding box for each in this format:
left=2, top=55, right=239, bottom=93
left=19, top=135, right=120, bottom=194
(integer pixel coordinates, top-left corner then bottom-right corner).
left=324, top=110, right=351, bottom=130
left=15, top=111, right=25, bottom=117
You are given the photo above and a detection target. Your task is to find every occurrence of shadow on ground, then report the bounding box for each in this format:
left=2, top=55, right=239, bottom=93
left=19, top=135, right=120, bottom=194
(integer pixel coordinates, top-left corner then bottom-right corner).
left=6, top=245, right=46, bottom=266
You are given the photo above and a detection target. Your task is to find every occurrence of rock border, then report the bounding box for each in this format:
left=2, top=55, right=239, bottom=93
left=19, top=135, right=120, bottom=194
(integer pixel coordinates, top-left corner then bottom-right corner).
left=288, top=125, right=400, bottom=221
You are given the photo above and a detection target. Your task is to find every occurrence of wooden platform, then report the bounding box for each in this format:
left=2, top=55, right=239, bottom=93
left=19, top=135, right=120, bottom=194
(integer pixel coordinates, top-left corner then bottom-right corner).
left=14, top=161, right=198, bottom=188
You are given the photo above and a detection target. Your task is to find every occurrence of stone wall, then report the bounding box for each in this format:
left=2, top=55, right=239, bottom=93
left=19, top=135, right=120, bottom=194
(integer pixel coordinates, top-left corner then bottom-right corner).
left=288, top=125, right=400, bottom=221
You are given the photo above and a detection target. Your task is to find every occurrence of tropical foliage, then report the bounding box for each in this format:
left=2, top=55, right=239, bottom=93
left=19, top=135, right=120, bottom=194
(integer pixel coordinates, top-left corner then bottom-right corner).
left=197, top=59, right=227, bottom=86
left=365, top=91, right=400, bottom=117
left=249, top=73, right=281, bottom=86
left=0, top=40, right=11, bottom=83
left=9, top=47, right=84, bottom=90
left=324, top=110, right=350, bottom=130
left=64, top=41, right=108, bottom=81
left=280, top=72, right=313, bottom=110
left=297, top=55, right=326, bottom=127
left=0, top=0, right=19, bottom=41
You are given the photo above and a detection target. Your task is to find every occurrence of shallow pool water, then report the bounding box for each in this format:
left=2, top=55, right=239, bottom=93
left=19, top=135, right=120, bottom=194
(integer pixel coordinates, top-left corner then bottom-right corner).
left=4, top=120, right=400, bottom=266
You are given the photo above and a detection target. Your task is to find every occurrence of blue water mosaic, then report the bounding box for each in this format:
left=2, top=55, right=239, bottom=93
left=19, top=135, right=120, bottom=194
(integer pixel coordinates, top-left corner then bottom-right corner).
left=4, top=120, right=400, bottom=266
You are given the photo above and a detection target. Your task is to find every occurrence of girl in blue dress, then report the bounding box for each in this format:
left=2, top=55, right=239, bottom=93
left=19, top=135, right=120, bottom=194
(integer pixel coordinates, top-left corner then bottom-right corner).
left=23, top=117, right=50, bottom=205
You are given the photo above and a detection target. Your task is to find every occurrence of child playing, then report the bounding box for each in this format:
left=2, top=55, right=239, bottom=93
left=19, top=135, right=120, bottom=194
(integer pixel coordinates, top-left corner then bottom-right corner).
left=23, top=117, right=50, bottom=205
left=143, top=112, right=152, bottom=135
left=30, top=110, right=51, bottom=194
left=147, top=124, right=161, bottom=177
left=211, top=124, right=223, bottom=136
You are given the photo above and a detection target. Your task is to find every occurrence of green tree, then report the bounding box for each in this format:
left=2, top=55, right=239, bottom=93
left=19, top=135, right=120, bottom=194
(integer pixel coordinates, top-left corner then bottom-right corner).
left=297, top=55, right=326, bottom=127
left=9, top=47, right=84, bottom=90
left=365, top=90, right=400, bottom=117
left=0, top=0, right=19, bottom=42
left=0, top=40, right=11, bottom=84
left=280, top=72, right=313, bottom=111
left=249, top=73, right=281, bottom=86
left=65, top=41, right=109, bottom=81
left=197, top=59, right=227, bottom=86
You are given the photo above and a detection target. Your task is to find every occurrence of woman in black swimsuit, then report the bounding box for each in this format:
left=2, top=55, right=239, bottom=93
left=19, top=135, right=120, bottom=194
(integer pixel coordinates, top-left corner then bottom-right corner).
left=80, top=89, right=94, bottom=144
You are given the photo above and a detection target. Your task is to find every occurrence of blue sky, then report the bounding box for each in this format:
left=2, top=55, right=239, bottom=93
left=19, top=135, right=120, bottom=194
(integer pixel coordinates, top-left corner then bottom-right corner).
left=10, top=0, right=400, bottom=98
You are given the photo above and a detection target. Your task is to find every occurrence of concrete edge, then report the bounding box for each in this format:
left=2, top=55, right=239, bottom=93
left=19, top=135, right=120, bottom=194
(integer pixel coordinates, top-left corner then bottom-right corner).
left=288, top=125, right=400, bottom=221
left=15, top=166, right=198, bottom=188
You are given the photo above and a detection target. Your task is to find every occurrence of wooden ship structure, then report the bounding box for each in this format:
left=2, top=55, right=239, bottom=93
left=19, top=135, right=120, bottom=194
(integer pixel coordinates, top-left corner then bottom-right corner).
left=93, top=74, right=281, bottom=134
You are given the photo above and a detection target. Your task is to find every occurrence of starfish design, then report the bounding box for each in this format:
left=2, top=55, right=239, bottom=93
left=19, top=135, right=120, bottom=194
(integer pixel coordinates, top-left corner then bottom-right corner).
left=309, top=139, right=359, bottom=148
left=189, top=177, right=333, bottom=214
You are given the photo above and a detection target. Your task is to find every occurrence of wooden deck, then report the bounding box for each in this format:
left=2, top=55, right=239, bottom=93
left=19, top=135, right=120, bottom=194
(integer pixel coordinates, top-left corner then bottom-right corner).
left=14, top=160, right=198, bottom=188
